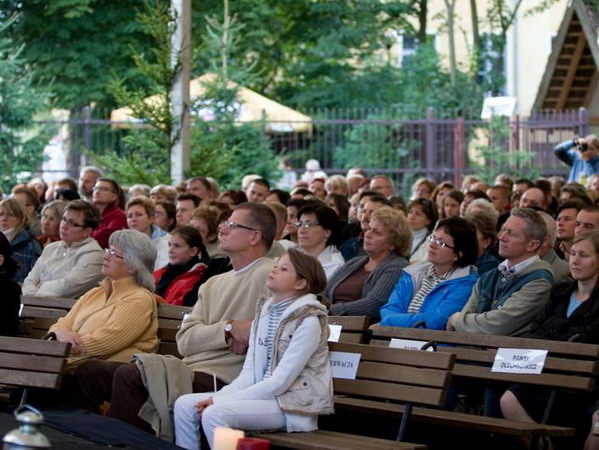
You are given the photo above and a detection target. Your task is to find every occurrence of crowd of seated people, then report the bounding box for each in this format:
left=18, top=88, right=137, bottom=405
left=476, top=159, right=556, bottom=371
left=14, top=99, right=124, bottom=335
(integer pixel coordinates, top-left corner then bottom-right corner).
left=4, top=140, right=599, bottom=447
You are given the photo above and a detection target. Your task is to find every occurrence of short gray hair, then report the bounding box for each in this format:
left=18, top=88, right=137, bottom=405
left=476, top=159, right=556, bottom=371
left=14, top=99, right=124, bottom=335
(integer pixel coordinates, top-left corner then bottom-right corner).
left=109, top=230, right=156, bottom=291
left=80, top=165, right=103, bottom=177
left=466, top=198, right=498, bottom=223
left=537, top=211, right=557, bottom=246
left=510, top=208, right=548, bottom=244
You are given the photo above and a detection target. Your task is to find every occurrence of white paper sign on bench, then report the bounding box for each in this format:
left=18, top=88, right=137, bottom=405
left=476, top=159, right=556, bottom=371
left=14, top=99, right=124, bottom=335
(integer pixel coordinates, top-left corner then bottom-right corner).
left=328, top=324, right=342, bottom=343
left=491, top=348, right=548, bottom=375
left=389, top=338, right=434, bottom=351
left=329, top=351, right=361, bottom=380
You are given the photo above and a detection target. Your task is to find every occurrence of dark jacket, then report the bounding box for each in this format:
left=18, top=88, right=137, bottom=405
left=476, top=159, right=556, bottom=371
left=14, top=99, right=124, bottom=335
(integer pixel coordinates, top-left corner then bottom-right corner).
left=526, top=280, right=599, bottom=343
left=327, top=253, right=408, bottom=321
left=11, top=228, right=43, bottom=283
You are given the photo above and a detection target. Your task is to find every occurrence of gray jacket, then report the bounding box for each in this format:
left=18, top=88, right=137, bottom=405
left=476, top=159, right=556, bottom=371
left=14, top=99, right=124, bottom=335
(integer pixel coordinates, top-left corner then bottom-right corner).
left=327, top=253, right=408, bottom=321
left=454, top=259, right=555, bottom=336
left=541, top=248, right=570, bottom=281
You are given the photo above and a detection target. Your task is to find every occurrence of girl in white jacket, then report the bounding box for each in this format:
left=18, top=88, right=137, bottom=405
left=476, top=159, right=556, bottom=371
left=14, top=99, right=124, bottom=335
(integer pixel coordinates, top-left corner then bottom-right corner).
left=174, top=249, right=334, bottom=449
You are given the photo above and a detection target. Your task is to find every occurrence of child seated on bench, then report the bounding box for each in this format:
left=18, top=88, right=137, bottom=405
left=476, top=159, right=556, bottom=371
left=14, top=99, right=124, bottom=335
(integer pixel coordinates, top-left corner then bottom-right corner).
left=173, top=249, right=333, bottom=449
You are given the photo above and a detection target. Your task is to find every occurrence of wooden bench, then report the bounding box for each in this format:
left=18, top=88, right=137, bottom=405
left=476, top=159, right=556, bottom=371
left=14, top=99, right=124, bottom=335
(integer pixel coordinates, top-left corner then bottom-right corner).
left=157, top=303, right=192, bottom=357
left=18, top=296, right=77, bottom=338
left=253, top=341, right=455, bottom=449
left=366, top=326, right=599, bottom=444
left=328, top=316, right=370, bottom=344
left=0, top=336, right=71, bottom=405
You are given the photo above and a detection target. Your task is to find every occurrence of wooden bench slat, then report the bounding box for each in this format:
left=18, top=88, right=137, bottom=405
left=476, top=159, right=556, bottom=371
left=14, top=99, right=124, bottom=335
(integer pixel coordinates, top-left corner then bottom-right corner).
left=338, top=334, right=363, bottom=344
left=20, top=306, right=66, bottom=320
left=0, top=369, right=63, bottom=390
left=159, top=318, right=185, bottom=328
left=20, top=296, right=77, bottom=310
left=331, top=342, right=454, bottom=370
left=0, top=352, right=66, bottom=374
left=334, top=397, right=576, bottom=438
left=158, top=328, right=179, bottom=341
left=357, top=361, right=451, bottom=389
left=255, top=430, right=426, bottom=450
left=328, top=316, right=369, bottom=331
left=373, top=327, right=599, bottom=358
left=334, top=378, right=446, bottom=407
left=451, top=363, right=594, bottom=390
left=158, top=343, right=182, bottom=358
left=0, top=337, right=70, bottom=357
left=157, top=303, right=192, bottom=320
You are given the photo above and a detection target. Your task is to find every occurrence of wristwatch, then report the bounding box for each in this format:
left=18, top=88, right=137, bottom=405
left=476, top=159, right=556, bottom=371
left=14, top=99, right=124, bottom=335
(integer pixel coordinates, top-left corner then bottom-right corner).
left=224, top=320, right=234, bottom=339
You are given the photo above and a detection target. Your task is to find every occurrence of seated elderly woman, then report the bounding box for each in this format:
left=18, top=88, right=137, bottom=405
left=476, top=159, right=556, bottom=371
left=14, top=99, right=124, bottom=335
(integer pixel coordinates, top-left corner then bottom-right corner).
left=0, top=198, right=42, bottom=282
left=378, top=217, right=478, bottom=329
left=49, top=230, right=159, bottom=371
left=327, top=207, right=410, bottom=321
left=37, top=200, right=68, bottom=247
left=500, top=231, right=599, bottom=433
left=23, top=200, right=104, bottom=298
left=126, top=196, right=168, bottom=269
left=295, top=202, right=344, bottom=279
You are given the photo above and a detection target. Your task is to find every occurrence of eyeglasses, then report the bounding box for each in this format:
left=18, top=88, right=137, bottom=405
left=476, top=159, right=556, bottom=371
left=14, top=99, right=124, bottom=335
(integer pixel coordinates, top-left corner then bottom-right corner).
left=93, top=186, right=115, bottom=193
left=104, top=248, right=125, bottom=259
left=427, top=234, right=454, bottom=249
left=221, top=221, right=258, bottom=232
left=295, top=221, right=321, bottom=229
left=61, top=218, right=86, bottom=228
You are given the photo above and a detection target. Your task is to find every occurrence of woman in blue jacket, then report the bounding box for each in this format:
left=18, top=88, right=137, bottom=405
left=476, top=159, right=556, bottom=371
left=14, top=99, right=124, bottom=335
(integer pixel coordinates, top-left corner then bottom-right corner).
left=379, top=216, right=478, bottom=330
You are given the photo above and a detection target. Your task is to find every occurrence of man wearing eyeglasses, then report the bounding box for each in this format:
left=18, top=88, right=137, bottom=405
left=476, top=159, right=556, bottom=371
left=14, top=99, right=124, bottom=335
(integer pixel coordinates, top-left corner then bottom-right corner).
left=23, top=200, right=104, bottom=298
left=447, top=208, right=555, bottom=336
left=86, top=202, right=276, bottom=435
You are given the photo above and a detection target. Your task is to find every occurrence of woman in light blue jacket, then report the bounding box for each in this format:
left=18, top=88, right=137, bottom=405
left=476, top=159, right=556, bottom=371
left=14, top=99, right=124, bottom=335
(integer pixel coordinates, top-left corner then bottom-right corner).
left=379, top=217, right=478, bottom=330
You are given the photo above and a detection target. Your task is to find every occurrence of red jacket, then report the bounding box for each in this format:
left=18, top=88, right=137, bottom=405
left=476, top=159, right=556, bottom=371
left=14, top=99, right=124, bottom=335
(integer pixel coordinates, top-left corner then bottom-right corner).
left=91, top=202, right=127, bottom=249
left=153, top=263, right=207, bottom=306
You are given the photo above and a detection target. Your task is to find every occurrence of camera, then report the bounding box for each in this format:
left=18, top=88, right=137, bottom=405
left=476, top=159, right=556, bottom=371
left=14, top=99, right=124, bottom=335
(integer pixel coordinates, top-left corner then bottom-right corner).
left=578, top=142, right=589, bottom=152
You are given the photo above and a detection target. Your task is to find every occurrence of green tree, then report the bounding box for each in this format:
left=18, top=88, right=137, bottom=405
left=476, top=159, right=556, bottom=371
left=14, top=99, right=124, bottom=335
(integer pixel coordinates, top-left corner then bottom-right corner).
left=0, top=19, right=51, bottom=192
left=0, top=0, right=154, bottom=109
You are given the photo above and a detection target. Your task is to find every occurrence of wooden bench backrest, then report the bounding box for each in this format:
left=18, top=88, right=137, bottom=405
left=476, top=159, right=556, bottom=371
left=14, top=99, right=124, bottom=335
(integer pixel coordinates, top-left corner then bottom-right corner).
left=0, top=337, right=71, bottom=390
left=19, top=296, right=77, bottom=338
left=157, top=303, right=192, bottom=357
left=329, top=316, right=370, bottom=344
left=329, top=342, right=454, bottom=408
left=370, top=326, right=599, bottom=391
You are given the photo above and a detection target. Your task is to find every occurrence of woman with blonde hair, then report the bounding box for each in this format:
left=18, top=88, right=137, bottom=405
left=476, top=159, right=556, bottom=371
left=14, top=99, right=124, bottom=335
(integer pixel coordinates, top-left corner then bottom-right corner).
left=0, top=198, right=42, bottom=282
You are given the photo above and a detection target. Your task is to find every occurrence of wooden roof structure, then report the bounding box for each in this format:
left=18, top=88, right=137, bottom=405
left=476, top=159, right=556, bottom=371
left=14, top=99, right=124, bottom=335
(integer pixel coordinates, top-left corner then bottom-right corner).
left=533, top=0, right=599, bottom=122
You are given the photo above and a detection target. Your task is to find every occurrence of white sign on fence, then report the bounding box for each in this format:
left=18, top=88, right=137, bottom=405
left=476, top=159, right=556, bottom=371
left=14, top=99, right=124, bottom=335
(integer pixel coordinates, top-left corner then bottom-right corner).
left=491, top=348, right=548, bottom=375
left=329, top=351, right=361, bottom=380
left=481, top=96, right=517, bottom=119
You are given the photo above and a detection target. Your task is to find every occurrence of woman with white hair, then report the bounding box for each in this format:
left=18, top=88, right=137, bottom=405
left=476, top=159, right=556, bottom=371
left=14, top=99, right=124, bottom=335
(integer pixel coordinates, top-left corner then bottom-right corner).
left=49, top=229, right=159, bottom=371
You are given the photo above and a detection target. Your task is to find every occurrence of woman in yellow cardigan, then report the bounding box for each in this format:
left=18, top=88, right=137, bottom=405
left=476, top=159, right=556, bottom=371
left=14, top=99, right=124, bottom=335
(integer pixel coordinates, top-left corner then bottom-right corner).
left=50, top=229, right=159, bottom=371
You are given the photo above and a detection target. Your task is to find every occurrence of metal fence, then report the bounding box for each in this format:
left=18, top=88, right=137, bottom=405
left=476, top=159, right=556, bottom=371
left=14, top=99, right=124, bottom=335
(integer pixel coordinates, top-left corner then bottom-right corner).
left=38, top=106, right=588, bottom=192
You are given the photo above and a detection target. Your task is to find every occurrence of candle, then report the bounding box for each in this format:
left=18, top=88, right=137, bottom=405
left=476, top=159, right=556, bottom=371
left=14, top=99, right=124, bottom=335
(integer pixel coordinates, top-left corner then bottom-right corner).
left=213, top=427, right=244, bottom=450
left=236, top=437, right=270, bottom=449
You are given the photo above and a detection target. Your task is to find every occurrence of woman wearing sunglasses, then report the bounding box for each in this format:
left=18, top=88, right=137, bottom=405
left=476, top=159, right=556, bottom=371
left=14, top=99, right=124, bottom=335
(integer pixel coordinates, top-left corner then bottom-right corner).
left=377, top=217, right=478, bottom=330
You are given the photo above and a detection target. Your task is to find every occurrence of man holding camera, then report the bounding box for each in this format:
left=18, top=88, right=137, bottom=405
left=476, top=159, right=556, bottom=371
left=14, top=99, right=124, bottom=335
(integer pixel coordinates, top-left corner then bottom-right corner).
left=554, top=135, right=599, bottom=185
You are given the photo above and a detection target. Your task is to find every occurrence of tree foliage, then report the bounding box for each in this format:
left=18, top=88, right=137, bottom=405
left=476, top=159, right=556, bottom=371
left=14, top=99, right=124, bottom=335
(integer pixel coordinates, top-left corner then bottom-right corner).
left=0, top=18, right=52, bottom=192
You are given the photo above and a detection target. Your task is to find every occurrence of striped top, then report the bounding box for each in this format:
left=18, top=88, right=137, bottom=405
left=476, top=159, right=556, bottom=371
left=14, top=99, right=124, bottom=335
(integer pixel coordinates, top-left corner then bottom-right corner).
left=407, top=265, right=455, bottom=313
left=264, top=298, right=295, bottom=378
